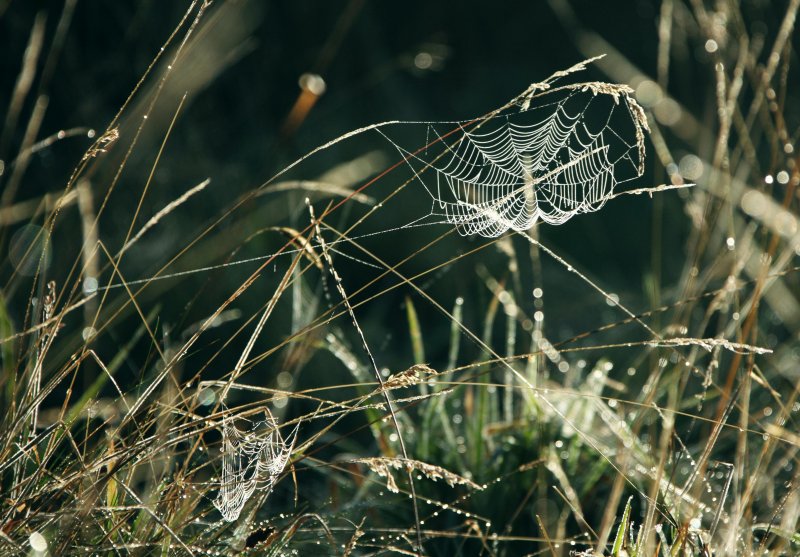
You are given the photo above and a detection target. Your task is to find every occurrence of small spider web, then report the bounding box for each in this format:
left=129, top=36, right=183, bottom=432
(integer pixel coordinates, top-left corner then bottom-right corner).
left=213, top=409, right=298, bottom=522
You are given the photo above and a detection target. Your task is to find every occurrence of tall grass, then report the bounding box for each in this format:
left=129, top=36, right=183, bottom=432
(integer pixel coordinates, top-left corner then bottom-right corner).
left=1, top=1, right=799, bottom=555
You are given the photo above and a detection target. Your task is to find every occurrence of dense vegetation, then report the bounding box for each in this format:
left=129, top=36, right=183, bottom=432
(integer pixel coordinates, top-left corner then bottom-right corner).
left=1, top=1, right=799, bottom=555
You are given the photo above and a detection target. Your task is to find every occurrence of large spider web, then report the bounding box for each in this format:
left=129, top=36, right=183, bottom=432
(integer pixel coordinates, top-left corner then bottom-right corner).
left=98, top=62, right=653, bottom=293
left=376, top=82, right=648, bottom=238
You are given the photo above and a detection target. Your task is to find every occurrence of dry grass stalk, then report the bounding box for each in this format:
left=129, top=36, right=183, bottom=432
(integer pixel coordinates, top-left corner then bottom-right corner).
left=356, top=457, right=483, bottom=493
left=382, top=363, right=438, bottom=390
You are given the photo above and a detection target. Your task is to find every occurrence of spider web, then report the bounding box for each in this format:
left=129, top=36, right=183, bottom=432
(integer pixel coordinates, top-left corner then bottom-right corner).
left=96, top=61, right=656, bottom=292
left=213, top=409, right=298, bottom=522
left=376, top=82, right=648, bottom=238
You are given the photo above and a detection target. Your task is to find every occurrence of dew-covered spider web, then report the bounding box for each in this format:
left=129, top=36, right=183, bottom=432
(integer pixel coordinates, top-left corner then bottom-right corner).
left=374, top=81, right=649, bottom=238
left=212, top=408, right=298, bottom=522
left=96, top=58, right=662, bottom=293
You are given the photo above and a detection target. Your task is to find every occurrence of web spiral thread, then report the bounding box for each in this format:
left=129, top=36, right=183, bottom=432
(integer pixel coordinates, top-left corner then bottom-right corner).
left=380, top=82, right=649, bottom=238
left=213, top=410, right=297, bottom=522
